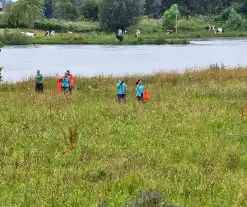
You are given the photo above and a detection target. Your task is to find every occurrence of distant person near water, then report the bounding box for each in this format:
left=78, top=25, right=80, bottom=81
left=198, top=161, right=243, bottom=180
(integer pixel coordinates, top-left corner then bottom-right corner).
left=116, top=78, right=127, bottom=103
left=136, top=79, right=144, bottom=102
left=35, top=70, right=44, bottom=92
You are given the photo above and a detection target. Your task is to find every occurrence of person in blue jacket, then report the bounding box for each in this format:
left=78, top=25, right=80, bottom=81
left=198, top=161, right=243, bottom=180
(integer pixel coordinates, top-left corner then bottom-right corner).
left=116, top=78, right=127, bottom=103
left=136, top=79, right=144, bottom=102
left=62, top=72, right=71, bottom=94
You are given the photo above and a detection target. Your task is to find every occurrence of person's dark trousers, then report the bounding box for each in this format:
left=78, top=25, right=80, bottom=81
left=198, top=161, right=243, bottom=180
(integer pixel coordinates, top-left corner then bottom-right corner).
left=35, top=83, right=43, bottom=92
left=117, top=94, right=126, bottom=103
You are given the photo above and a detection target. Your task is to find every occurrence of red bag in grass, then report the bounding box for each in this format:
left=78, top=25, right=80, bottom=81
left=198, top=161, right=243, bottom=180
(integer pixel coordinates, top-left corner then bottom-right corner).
left=57, top=76, right=63, bottom=91
left=143, top=89, right=149, bottom=102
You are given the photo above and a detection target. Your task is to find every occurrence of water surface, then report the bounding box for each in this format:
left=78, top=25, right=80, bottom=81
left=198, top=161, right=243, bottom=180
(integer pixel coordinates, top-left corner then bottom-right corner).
left=1, top=38, right=247, bottom=82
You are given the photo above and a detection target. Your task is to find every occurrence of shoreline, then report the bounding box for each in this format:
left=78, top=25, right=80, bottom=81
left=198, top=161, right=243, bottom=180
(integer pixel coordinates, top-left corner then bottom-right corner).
left=2, top=28, right=247, bottom=45
left=1, top=66, right=246, bottom=85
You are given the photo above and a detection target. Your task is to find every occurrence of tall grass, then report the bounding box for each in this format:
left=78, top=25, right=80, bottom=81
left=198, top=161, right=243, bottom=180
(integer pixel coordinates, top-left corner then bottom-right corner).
left=1, top=67, right=247, bottom=206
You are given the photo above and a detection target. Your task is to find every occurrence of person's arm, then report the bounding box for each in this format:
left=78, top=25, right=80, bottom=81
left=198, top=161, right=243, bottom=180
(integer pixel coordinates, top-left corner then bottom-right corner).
left=116, top=81, right=121, bottom=88
left=40, top=75, right=44, bottom=83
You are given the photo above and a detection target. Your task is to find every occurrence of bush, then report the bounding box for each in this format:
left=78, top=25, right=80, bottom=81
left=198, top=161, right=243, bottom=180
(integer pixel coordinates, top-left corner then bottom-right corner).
left=225, top=9, right=247, bottom=31
left=33, top=19, right=100, bottom=32
left=98, top=0, right=145, bottom=32
left=162, top=4, right=179, bottom=30
left=34, top=19, right=70, bottom=31
left=79, top=0, right=99, bottom=21
left=0, top=30, right=32, bottom=45
left=0, top=14, right=8, bottom=28
left=216, top=8, right=247, bottom=31
left=0, top=41, right=4, bottom=48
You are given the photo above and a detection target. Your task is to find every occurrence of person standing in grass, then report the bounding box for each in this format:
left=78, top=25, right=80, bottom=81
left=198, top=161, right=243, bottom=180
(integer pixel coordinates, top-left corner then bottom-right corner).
left=66, top=70, right=74, bottom=94
left=35, top=70, right=44, bottom=92
left=116, top=78, right=127, bottom=103
left=62, top=72, right=71, bottom=94
left=136, top=79, right=144, bottom=102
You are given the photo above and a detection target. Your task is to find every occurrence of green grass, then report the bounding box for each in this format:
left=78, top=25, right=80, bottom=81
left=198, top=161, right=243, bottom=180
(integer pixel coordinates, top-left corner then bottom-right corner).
left=32, top=33, right=189, bottom=45
left=1, top=67, right=247, bottom=206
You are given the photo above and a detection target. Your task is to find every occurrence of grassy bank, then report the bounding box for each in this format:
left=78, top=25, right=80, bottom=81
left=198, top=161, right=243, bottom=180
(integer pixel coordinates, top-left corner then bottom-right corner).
left=1, top=67, right=247, bottom=206
left=2, top=16, right=247, bottom=46
left=0, top=29, right=189, bottom=45
left=32, top=34, right=189, bottom=45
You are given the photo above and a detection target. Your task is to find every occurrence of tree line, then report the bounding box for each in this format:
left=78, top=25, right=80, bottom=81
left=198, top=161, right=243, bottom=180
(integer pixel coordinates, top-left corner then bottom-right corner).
left=47, top=0, right=247, bottom=20
left=1, top=0, right=247, bottom=32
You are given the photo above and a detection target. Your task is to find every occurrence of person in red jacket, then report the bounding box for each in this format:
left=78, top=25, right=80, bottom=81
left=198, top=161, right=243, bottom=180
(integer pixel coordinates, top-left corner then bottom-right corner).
left=57, top=70, right=74, bottom=94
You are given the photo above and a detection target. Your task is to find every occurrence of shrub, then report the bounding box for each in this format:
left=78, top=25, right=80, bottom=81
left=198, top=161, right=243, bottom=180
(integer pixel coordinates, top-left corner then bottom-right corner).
left=216, top=8, right=247, bottom=31
left=0, top=30, right=32, bottom=45
left=33, top=19, right=100, bottom=32
left=0, top=13, right=8, bottom=28
left=34, top=19, right=67, bottom=31
left=225, top=9, right=247, bottom=31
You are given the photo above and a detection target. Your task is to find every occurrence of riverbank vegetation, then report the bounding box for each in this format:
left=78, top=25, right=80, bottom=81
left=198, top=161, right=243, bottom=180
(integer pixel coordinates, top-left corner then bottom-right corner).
left=0, top=0, right=246, bottom=46
left=1, top=66, right=247, bottom=206
left=0, top=29, right=189, bottom=45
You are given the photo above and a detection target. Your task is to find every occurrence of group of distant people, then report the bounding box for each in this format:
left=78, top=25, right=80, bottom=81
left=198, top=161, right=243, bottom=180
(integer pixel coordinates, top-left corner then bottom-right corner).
left=35, top=70, right=148, bottom=102
left=34, top=70, right=74, bottom=94
left=116, top=79, right=147, bottom=103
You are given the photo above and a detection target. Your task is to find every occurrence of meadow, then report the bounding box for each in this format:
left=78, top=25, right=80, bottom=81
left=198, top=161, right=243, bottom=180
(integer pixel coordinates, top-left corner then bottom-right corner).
left=1, top=66, right=247, bottom=206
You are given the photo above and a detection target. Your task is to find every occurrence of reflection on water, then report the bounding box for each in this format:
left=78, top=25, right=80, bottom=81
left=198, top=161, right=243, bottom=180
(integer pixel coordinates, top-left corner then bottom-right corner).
left=1, top=38, right=247, bottom=82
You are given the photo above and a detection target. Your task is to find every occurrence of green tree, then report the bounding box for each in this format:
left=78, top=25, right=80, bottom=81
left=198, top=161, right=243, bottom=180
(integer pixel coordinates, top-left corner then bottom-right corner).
left=53, top=0, right=79, bottom=20
left=162, top=4, right=179, bottom=30
left=4, top=0, right=44, bottom=28
left=225, top=8, right=247, bottom=31
left=79, top=0, right=99, bottom=21
left=144, top=0, right=234, bottom=17
left=98, top=0, right=145, bottom=32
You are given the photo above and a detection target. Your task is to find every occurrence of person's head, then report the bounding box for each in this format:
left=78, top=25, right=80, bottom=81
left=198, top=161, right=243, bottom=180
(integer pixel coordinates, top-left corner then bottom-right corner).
left=121, top=78, right=125, bottom=83
left=139, top=80, right=143, bottom=84
left=37, top=70, right=40, bottom=75
left=67, top=70, right=70, bottom=75
left=136, top=79, right=140, bottom=86
left=65, top=72, right=68, bottom=76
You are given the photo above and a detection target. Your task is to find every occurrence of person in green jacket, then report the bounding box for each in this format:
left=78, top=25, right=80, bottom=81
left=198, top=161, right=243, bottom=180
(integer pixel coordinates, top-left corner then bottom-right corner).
left=116, top=78, right=127, bottom=103
left=35, top=70, right=44, bottom=92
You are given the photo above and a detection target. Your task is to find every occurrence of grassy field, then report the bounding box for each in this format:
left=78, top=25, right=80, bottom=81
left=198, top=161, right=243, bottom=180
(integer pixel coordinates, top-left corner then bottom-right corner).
left=1, top=67, right=247, bottom=206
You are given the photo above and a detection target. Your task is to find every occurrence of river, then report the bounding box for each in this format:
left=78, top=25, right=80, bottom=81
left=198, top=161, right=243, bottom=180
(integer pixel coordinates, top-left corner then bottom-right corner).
left=1, top=38, right=247, bottom=82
